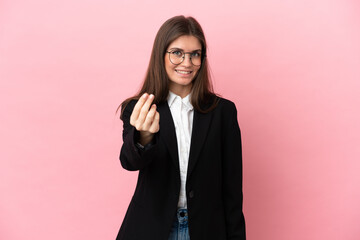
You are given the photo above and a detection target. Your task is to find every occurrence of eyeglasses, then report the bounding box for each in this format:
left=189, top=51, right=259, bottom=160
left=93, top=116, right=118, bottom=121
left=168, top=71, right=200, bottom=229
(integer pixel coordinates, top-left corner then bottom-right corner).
left=166, top=50, right=203, bottom=66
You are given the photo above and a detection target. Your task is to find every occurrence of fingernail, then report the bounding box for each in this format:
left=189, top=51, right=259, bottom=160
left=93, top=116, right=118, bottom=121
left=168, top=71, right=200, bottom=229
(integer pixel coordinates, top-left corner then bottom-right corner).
left=149, top=94, right=154, bottom=99
left=142, top=93, right=148, bottom=98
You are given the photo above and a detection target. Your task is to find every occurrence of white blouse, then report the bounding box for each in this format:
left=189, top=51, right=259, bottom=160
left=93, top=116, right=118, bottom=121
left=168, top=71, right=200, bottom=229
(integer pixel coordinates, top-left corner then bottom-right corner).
left=167, top=91, right=194, bottom=208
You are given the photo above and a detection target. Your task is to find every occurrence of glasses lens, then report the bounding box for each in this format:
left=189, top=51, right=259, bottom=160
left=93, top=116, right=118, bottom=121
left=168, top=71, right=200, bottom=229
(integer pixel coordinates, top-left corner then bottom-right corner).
left=169, top=51, right=184, bottom=65
left=191, top=53, right=201, bottom=66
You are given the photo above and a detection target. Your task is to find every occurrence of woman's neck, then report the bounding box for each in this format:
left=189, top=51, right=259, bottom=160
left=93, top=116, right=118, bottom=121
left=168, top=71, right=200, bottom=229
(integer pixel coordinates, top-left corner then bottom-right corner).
left=169, top=83, right=192, bottom=98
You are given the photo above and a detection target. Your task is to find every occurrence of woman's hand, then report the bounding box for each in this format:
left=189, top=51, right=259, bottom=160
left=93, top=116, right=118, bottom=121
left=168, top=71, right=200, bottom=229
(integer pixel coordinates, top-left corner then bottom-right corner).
left=130, top=93, right=160, bottom=146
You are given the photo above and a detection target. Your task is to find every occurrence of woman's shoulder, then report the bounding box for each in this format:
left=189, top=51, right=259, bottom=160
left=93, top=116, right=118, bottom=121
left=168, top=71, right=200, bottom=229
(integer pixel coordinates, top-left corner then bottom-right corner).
left=215, top=96, right=237, bottom=112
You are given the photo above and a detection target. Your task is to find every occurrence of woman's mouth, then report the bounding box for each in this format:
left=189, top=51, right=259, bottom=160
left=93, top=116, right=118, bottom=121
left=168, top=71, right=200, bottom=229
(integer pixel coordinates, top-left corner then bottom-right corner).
left=175, top=69, right=193, bottom=76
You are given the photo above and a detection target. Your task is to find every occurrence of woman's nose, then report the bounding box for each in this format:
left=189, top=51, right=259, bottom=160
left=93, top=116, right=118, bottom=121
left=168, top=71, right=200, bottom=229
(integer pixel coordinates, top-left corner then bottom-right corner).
left=181, top=54, right=192, bottom=66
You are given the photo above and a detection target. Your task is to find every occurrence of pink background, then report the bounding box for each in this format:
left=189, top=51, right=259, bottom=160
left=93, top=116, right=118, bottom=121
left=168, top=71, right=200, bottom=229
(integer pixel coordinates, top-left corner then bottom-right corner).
left=1, top=0, right=359, bottom=239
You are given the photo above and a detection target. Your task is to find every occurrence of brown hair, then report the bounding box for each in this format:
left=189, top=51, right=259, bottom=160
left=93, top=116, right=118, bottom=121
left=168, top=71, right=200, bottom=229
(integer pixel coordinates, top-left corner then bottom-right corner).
left=116, top=15, right=219, bottom=119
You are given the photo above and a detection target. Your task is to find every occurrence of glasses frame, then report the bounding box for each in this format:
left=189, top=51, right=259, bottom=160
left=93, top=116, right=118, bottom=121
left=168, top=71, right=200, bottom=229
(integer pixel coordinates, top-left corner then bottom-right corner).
left=166, top=50, right=204, bottom=67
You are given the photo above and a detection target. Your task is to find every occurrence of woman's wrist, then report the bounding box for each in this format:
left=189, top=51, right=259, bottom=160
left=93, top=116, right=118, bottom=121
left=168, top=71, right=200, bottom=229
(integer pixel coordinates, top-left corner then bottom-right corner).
left=138, top=131, right=154, bottom=146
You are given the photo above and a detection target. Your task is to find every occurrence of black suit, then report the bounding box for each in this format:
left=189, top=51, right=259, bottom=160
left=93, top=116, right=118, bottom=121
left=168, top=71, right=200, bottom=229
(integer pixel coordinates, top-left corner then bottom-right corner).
left=116, top=97, right=246, bottom=240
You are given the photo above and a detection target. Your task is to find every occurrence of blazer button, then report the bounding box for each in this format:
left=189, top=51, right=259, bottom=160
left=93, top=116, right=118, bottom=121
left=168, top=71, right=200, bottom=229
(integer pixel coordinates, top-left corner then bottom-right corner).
left=189, top=190, right=194, bottom=199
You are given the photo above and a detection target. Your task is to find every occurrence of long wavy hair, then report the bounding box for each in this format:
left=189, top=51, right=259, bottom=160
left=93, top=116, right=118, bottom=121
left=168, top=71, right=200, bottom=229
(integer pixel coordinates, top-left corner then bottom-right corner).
left=117, top=15, right=218, bottom=119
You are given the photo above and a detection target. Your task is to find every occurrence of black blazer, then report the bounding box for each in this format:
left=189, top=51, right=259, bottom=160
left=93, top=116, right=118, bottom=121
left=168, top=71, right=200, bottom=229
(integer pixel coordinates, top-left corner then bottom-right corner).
left=116, top=97, right=246, bottom=240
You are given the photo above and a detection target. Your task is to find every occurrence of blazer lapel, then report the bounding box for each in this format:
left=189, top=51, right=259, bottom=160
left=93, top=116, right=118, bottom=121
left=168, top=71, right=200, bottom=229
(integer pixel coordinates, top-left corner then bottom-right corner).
left=187, top=108, right=213, bottom=180
left=157, top=101, right=180, bottom=172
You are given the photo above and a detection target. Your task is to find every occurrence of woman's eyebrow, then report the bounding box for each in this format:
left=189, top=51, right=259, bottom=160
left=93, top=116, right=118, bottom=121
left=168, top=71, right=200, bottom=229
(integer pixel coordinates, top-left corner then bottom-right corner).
left=169, top=47, right=202, bottom=52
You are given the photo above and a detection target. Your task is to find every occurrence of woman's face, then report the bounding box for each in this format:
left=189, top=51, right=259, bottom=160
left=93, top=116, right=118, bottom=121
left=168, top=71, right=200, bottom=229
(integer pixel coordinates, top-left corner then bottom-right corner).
left=164, top=35, right=202, bottom=97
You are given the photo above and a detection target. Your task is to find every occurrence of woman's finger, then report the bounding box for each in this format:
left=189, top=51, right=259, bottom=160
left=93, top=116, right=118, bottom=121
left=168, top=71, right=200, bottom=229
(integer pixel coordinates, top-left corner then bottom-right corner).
left=143, top=104, right=157, bottom=130
left=130, top=93, right=148, bottom=126
left=149, top=111, right=160, bottom=133
left=137, top=94, right=154, bottom=124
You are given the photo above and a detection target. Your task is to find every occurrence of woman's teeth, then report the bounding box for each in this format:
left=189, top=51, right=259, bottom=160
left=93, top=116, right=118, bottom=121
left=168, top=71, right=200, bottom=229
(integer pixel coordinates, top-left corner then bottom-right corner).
left=176, top=70, right=192, bottom=74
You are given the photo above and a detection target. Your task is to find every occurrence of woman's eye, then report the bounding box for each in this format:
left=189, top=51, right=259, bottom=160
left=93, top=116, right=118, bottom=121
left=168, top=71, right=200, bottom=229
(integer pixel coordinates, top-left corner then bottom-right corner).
left=172, top=51, right=183, bottom=56
left=191, top=52, right=201, bottom=57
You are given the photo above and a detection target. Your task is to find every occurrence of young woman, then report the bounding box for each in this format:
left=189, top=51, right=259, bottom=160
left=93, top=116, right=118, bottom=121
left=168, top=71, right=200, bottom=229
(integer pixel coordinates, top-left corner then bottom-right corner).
left=116, top=15, right=246, bottom=240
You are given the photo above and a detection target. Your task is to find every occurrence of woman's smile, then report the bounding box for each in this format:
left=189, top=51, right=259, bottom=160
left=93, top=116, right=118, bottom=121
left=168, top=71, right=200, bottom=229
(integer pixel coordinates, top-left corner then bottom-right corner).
left=175, top=69, right=193, bottom=76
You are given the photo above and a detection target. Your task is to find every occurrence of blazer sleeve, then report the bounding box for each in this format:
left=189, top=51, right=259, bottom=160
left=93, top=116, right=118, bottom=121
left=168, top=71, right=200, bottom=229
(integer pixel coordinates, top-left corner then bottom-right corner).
left=119, top=100, right=159, bottom=171
left=222, top=102, right=246, bottom=239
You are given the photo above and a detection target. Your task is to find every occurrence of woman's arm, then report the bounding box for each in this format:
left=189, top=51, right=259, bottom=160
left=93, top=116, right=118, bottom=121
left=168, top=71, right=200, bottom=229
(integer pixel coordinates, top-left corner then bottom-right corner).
left=119, top=97, right=160, bottom=171
left=222, top=102, right=246, bottom=239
